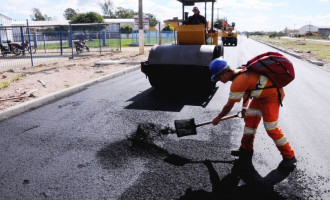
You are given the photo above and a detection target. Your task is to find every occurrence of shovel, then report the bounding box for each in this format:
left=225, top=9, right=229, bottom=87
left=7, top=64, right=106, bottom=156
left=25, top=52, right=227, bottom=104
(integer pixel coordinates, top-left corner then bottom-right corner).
left=174, top=112, right=242, bottom=137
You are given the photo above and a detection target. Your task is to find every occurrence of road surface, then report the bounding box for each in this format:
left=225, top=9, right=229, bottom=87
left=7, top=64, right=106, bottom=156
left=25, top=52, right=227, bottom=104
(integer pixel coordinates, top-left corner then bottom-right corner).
left=1, top=36, right=329, bottom=199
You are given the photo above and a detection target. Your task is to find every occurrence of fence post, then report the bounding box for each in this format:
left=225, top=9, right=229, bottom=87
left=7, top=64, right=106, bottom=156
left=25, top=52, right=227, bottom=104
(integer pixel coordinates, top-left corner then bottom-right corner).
left=159, top=24, right=161, bottom=45
left=131, top=30, right=134, bottom=45
left=33, top=32, right=37, bottom=48
left=102, top=30, right=106, bottom=46
left=119, top=24, right=121, bottom=51
left=69, top=21, right=74, bottom=59
left=59, top=27, right=63, bottom=55
left=43, top=34, right=46, bottom=53
left=20, top=26, right=25, bottom=56
left=98, top=23, right=101, bottom=54
left=26, top=19, right=33, bottom=66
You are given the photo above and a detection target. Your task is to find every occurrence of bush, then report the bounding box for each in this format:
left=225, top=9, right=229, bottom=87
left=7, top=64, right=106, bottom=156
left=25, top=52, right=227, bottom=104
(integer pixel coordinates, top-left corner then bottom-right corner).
left=162, top=24, right=174, bottom=31
left=305, top=31, right=313, bottom=36
left=269, top=33, right=277, bottom=38
left=120, top=25, right=133, bottom=38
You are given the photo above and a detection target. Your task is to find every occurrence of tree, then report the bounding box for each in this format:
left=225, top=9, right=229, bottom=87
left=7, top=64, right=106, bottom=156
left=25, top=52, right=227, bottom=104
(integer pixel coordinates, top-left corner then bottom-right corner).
left=98, top=0, right=115, bottom=18
left=71, top=12, right=104, bottom=23
left=305, top=31, right=313, bottom=36
left=64, top=8, right=78, bottom=20
left=30, top=8, right=46, bottom=21
left=146, top=13, right=158, bottom=27
left=120, top=25, right=133, bottom=38
left=44, top=14, right=53, bottom=21
left=162, top=24, right=174, bottom=31
left=114, top=7, right=134, bottom=18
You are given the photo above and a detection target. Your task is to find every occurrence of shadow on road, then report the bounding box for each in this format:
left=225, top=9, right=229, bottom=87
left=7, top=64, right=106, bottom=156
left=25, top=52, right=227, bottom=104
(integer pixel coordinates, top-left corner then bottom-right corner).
left=96, top=122, right=296, bottom=199
left=125, top=87, right=218, bottom=112
left=165, top=154, right=291, bottom=200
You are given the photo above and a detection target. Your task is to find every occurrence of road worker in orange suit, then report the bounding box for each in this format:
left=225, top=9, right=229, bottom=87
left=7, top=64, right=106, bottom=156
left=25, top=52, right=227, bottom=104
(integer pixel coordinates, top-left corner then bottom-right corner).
left=209, top=58, right=297, bottom=172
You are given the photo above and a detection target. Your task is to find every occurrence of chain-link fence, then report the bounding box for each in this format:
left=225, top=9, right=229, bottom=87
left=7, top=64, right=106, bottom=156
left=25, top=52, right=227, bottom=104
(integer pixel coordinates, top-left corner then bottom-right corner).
left=131, top=30, right=176, bottom=46
left=0, top=20, right=121, bottom=71
left=0, top=19, right=179, bottom=72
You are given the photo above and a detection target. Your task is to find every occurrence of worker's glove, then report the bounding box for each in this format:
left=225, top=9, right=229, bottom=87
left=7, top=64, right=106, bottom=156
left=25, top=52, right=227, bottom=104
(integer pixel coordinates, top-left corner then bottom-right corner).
left=241, top=107, right=248, bottom=118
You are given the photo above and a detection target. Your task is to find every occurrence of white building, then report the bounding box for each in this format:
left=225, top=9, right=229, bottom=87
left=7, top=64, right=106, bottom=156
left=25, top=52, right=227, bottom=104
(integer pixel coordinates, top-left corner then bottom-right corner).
left=104, top=18, right=134, bottom=27
left=298, top=24, right=319, bottom=34
left=0, top=13, right=13, bottom=42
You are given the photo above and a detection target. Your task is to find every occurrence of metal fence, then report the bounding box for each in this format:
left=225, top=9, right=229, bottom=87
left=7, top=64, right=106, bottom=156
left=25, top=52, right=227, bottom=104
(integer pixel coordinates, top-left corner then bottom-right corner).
left=0, top=20, right=121, bottom=71
left=0, top=19, right=178, bottom=72
left=131, top=31, right=176, bottom=46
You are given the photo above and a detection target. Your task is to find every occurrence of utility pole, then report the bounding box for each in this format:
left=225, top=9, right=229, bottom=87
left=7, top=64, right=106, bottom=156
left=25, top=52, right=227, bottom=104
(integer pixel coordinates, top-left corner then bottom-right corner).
left=139, top=0, right=144, bottom=54
left=216, top=7, right=222, bottom=20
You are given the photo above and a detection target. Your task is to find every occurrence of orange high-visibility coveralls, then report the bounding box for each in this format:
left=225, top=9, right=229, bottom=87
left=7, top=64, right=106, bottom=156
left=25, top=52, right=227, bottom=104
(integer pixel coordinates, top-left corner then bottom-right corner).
left=229, top=71, right=295, bottom=159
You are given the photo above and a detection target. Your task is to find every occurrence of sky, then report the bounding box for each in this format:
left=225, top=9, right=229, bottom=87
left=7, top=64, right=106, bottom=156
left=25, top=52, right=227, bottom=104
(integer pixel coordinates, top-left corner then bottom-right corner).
left=0, top=0, right=330, bottom=32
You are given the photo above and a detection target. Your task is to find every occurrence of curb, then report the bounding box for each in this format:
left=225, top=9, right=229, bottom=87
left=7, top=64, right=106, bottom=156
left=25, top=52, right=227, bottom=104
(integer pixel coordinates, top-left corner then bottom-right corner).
left=307, top=59, right=325, bottom=66
left=0, top=65, right=140, bottom=122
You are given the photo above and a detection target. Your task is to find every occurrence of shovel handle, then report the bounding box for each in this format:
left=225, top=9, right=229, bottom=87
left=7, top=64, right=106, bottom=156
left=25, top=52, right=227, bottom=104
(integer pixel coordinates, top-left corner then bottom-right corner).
left=195, top=114, right=239, bottom=127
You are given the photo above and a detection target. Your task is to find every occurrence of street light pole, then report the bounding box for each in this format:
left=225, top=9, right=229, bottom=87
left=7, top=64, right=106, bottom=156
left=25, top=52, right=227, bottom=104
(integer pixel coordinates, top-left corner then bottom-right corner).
left=216, top=7, right=222, bottom=20
left=139, top=0, right=144, bottom=54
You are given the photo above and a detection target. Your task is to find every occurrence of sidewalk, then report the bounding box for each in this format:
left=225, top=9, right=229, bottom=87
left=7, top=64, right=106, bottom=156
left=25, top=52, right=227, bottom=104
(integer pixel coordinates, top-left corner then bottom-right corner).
left=0, top=47, right=151, bottom=121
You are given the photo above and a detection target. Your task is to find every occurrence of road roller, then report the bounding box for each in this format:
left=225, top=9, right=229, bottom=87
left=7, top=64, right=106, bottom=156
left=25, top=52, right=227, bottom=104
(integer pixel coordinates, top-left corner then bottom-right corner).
left=141, top=0, right=224, bottom=93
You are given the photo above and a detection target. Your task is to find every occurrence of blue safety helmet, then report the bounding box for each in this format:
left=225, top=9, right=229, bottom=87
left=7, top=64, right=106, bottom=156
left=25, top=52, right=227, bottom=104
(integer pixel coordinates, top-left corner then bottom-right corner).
left=209, top=58, right=229, bottom=82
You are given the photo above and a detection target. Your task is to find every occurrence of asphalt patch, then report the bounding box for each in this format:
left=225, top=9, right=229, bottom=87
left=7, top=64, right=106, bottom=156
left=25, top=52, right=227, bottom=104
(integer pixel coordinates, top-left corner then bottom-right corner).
left=97, top=122, right=173, bottom=170
left=127, top=122, right=175, bottom=148
left=97, top=122, right=303, bottom=199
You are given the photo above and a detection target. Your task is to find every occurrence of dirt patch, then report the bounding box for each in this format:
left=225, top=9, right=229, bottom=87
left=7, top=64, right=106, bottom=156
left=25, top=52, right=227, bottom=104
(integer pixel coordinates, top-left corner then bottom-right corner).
left=0, top=47, right=151, bottom=111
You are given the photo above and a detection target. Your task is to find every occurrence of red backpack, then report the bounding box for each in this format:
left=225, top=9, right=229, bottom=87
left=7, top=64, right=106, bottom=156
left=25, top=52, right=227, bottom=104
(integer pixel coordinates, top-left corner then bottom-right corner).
left=240, top=52, right=295, bottom=105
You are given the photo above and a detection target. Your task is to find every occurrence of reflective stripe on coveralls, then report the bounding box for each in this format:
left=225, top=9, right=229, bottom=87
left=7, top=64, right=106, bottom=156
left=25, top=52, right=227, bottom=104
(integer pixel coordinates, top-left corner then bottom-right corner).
left=274, top=136, right=288, bottom=146
left=244, top=127, right=257, bottom=135
left=264, top=121, right=288, bottom=146
left=245, top=108, right=262, bottom=117
left=251, top=75, right=269, bottom=98
left=241, top=99, right=295, bottom=159
left=264, top=121, right=278, bottom=131
left=229, top=92, right=244, bottom=101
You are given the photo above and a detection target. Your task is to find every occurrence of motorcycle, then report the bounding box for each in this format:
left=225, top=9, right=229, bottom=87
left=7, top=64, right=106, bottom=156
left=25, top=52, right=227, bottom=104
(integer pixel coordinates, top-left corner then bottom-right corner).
left=0, top=42, right=21, bottom=56
left=74, top=40, right=89, bottom=54
left=10, top=41, right=37, bottom=54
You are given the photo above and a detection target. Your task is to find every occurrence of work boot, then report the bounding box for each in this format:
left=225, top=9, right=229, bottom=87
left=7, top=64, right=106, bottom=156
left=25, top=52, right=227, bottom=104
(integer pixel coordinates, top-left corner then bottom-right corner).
left=231, top=148, right=254, bottom=173
left=231, top=148, right=254, bottom=159
left=278, top=157, right=297, bottom=172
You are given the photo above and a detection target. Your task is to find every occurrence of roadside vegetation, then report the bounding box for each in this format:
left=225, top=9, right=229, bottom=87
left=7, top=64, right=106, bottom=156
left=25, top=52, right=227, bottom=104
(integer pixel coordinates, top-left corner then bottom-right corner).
left=0, top=81, right=10, bottom=90
left=248, top=31, right=330, bottom=61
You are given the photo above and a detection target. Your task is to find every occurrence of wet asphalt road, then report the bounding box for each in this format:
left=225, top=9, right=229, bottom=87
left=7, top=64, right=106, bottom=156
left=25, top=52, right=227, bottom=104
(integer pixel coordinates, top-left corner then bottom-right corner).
left=1, top=36, right=330, bottom=199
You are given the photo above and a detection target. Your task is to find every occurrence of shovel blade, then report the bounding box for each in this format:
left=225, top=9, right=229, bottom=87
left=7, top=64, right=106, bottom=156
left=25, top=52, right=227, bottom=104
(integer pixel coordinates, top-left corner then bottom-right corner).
left=174, top=118, right=197, bottom=137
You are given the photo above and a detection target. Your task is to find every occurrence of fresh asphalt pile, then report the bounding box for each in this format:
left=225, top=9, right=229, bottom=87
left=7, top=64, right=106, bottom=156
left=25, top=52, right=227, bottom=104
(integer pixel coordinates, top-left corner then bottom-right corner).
left=127, top=122, right=175, bottom=149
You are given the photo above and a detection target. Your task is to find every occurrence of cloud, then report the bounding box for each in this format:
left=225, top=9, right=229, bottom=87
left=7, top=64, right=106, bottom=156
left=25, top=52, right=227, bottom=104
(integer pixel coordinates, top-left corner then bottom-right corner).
left=234, top=13, right=273, bottom=31
left=219, top=0, right=287, bottom=10
left=280, top=14, right=330, bottom=27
